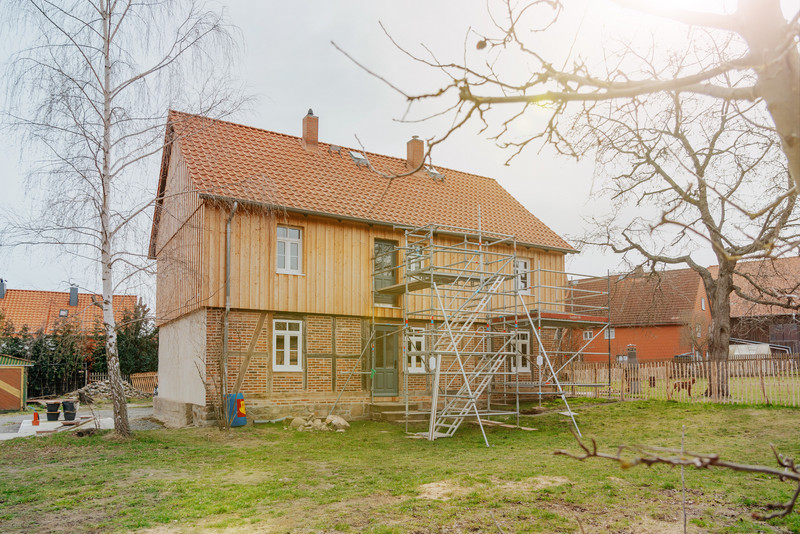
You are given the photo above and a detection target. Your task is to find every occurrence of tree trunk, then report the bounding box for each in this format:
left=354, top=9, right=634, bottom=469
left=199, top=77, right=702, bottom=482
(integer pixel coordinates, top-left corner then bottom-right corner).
left=704, top=259, right=736, bottom=398
left=101, top=2, right=130, bottom=438
left=739, top=0, right=800, bottom=191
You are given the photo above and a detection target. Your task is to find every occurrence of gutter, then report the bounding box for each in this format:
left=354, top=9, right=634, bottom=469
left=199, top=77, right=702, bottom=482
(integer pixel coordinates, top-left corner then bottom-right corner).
left=222, top=201, right=238, bottom=421
left=198, top=193, right=576, bottom=255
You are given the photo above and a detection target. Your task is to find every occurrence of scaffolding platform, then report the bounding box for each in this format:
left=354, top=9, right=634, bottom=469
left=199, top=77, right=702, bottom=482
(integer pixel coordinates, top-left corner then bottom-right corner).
left=363, top=223, right=611, bottom=446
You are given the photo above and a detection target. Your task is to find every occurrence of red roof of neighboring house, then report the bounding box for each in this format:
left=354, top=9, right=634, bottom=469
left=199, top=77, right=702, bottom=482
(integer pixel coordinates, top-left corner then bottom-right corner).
left=719, top=256, right=800, bottom=317
left=0, top=289, right=137, bottom=335
left=575, top=268, right=704, bottom=326
left=151, top=111, right=573, bottom=254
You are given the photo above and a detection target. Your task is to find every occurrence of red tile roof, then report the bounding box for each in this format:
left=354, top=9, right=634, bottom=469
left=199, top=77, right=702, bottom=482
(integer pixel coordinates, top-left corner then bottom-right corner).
left=575, top=268, right=705, bottom=326
left=152, top=111, right=573, bottom=253
left=0, top=289, right=137, bottom=335
left=720, top=256, right=800, bottom=317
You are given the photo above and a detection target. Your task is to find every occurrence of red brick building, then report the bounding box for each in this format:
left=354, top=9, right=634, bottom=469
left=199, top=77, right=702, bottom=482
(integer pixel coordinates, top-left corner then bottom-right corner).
left=722, top=256, right=800, bottom=353
left=149, top=111, right=576, bottom=425
left=0, top=281, right=137, bottom=335
left=577, top=268, right=710, bottom=362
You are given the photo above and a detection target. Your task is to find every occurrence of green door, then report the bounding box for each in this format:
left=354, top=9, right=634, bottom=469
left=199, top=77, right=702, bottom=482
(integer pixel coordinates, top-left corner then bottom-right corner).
left=373, top=240, right=397, bottom=305
left=373, top=325, right=398, bottom=396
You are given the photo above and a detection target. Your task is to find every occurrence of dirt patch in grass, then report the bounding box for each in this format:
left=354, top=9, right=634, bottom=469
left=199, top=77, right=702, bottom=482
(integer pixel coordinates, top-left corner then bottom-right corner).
left=417, top=480, right=469, bottom=500
left=497, top=475, right=570, bottom=492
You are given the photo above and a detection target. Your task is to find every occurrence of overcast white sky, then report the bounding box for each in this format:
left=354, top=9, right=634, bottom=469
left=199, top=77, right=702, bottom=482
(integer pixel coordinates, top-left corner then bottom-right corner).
left=3, top=0, right=794, bottom=302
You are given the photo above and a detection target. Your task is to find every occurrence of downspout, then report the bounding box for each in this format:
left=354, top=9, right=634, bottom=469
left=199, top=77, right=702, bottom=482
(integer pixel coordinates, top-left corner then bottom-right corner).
left=222, top=201, right=239, bottom=423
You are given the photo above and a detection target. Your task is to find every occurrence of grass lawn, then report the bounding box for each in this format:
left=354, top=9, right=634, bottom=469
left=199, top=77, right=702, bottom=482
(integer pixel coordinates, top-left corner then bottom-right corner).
left=1, top=399, right=799, bottom=533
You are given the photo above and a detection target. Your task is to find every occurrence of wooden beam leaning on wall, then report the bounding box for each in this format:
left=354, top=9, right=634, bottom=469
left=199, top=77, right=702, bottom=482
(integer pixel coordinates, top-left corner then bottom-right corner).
left=231, top=311, right=268, bottom=395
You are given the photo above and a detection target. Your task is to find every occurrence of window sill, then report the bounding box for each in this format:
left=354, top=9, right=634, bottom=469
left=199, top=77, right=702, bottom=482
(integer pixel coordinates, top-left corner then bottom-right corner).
left=273, top=368, right=303, bottom=373
left=374, top=303, right=400, bottom=309
left=276, top=270, right=305, bottom=276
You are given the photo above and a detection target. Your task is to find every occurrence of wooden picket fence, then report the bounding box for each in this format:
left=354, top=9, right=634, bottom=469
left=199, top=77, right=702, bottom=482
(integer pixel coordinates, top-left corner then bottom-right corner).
left=88, top=371, right=158, bottom=394
left=130, top=372, right=158, bottom=394
left=564, top=355, right=800, bottom=407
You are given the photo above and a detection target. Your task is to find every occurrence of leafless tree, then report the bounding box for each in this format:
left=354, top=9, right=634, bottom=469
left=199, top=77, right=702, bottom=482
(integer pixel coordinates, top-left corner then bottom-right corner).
left=556, top=432, right=800, bottom=520
left=367, top=0, right=799, bottom=190
left=1, top=0, right=243, bottom=437
left=579, top=83, right=797, bottom=395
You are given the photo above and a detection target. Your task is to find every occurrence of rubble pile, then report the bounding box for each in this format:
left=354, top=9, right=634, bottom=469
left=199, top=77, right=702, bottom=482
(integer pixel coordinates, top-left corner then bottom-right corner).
left=288, top=414, right=350, bottom=432
left=70, top=380, right=151, bottom=400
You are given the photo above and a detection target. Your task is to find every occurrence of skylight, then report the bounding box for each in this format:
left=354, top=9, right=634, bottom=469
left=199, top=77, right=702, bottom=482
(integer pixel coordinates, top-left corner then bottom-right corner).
left=425, top=166, right=445, bottom=181
left=349, top=151, right=368, bottom=167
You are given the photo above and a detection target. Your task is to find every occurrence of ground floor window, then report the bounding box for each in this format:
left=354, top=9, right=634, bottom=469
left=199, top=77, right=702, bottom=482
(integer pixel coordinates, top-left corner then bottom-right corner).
left=274, top=319, right=302, bottom=372
left=510, top=330, right=531, bottom=373
left=407, top=328, right=426, bottom=373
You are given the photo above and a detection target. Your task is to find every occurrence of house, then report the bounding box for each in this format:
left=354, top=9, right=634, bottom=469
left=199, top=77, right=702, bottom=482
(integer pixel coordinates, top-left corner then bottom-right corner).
left=723, top=256, right=800, bottom=353
left=149, top=110, right=602, bottom=427
left=578, top=268, right=711, bottom=362
left=0, top=354, right=33, bottom=411
left=0, top=280, right=137, bottom=336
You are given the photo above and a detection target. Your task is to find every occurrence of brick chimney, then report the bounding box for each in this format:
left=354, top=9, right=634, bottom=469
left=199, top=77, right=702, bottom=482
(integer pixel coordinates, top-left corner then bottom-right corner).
left=302, top=109, right=318, bottom=150
left=407, top=135, right=424, bottom=169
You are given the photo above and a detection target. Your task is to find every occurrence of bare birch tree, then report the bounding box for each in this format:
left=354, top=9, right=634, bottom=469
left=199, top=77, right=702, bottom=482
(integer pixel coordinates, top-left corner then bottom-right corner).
left=2, top=0, right=242, bottom=437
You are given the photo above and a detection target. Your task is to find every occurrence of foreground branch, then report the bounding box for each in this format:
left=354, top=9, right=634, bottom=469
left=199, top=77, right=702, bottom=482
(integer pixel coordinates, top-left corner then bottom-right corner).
left=555, top=432, right=799, bottom=520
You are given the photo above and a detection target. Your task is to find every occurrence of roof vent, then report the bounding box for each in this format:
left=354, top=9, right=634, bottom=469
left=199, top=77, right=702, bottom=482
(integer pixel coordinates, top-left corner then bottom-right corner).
left=0, top=278, right=5, bottom=299
left=349, top=150, right=368, bottom=167
left=59, top=309, right=69, bottom=318
left=329, top=145, right=341, bottom=154
left=69, top=284, right=78, bottom=306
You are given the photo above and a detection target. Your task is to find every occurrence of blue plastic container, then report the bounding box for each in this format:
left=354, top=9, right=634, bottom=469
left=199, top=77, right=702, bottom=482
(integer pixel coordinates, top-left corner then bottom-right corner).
left=225, top=393, right=247, bottom=427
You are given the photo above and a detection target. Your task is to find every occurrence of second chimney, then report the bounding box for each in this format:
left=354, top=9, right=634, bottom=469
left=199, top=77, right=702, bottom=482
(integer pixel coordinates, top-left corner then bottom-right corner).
left=407, top=136, right=424, bottom=169
left=302, top=109, right=318, bottom=150
left=69, top=284, right=78, bottom=306
left=0, top=279, right=5, bottom=299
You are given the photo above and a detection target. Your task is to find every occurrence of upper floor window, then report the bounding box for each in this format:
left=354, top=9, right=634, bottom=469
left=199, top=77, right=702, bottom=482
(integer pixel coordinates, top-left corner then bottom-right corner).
left=407, top=328, right=426, bottom=373
left=273, top=319, right=302, bottom=372
left=583, top=330, right=593, bottom=341
left=510, top=330, right=531, bottom=373
left=407, top=244, right=424, bottom=273
left=374, top=240, right=397, bottom=305
left=604, top=327, right=615, bottom=340
left=514, top=259, right=530, bottom=295
left=701, top=298, right=706, bottom=310
left=277, top=226, right=302, bottom=274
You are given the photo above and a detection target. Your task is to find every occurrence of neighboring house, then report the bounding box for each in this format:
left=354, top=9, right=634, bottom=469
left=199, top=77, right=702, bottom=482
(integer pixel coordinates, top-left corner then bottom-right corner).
left=577, top=268, right=711, bottom=362
left=149, top=110, right=588, bottom=426
left=0, top=280, right=137, bottom=335
left=0, top=354, right=33, bottom=411
left=722, top=256, right=800, bottom=353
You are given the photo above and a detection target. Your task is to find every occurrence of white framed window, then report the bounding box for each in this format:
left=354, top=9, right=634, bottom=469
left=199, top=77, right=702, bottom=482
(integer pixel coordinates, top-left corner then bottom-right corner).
left=273, top=319, right=302, bottom=372
left=277, top=226, right=302, bottom=274
left=696, top=324, right=702, bottom=338
left=604, top=327, right=615, bottom=340
left=583, top=330, right=593, bottom=341
left=407, top=328, right=426, bottom=373
left=407, top=244, right=424, bottom=273
left=510, top=331, right=531, bottom=373
left=514, top=259, right=530, bottom=295
left=701, top=297, right=706, bottom=311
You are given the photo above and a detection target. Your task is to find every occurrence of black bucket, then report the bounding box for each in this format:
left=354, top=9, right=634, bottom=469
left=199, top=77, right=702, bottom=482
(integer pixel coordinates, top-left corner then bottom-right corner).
left=46, top=402, right=61, bottom=421
left=62, top=401, right=77, bottom=421
left=46, top=411, right=60, bottom=421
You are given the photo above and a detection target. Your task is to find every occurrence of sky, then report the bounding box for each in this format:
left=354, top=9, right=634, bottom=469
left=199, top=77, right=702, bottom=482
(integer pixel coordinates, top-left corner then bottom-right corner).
left=2, top=0, right=794, bottom=303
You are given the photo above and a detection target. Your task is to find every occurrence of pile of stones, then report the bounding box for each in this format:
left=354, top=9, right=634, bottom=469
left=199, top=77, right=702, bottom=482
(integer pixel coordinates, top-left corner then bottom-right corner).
left=288, top=414, right=350, bottom=432
left=70, top=379, right=151, bottom=400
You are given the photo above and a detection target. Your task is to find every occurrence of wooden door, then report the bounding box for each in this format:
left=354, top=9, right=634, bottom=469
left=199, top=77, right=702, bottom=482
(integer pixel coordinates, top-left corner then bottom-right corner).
left=373, top=325, right=398, bottom=396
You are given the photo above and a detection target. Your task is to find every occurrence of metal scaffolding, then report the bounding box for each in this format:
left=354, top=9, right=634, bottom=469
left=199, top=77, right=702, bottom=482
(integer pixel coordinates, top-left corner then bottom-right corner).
left=370, top=223, right=610, bottom=446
